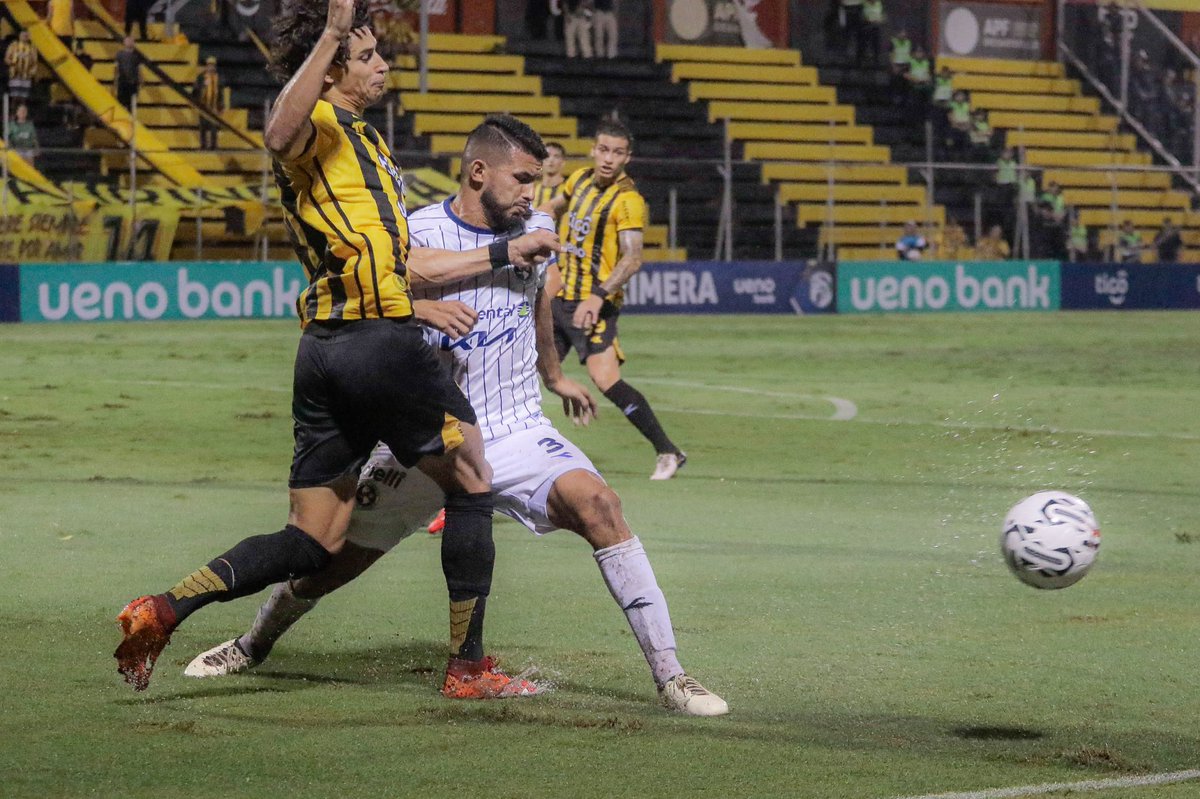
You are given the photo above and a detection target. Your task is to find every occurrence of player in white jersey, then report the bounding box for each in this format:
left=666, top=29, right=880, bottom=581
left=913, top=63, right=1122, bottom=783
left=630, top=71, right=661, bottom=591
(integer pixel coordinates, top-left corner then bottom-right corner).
left=186, top=115, right=727, bottom=716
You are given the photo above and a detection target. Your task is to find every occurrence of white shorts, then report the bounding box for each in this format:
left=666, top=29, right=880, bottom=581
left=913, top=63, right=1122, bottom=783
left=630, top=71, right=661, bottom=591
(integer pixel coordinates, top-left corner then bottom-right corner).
left=346, top=422, right=602, bottom=552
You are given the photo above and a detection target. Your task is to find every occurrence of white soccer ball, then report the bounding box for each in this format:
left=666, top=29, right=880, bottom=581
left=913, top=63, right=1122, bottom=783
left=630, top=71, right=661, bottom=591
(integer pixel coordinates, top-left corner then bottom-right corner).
left=1001, top=491, right=1101, bottom=590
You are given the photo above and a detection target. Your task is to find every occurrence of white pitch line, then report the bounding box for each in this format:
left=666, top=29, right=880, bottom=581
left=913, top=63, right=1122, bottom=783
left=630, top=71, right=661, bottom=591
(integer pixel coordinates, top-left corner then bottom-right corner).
left=636, top=377, right=859, bottom=420
left=887, top=769, right=1200, bottom=799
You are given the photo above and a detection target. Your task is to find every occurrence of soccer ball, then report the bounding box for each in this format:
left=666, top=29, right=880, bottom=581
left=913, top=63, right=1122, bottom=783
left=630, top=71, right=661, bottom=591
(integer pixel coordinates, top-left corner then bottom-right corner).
left=1001, top=491, right=1101, bottom=590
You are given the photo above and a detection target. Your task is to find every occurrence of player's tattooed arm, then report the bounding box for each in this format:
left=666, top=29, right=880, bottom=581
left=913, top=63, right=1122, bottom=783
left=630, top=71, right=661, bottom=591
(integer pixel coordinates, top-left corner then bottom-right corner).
left=264, top=0, right=356, bottom=160
left=412, top=299, right=478, bottom=338
left=407, top=230, right=560, bottom=287
left=535, top=282, right=597, bottom=426
left=571, top=228, right=643, bottom=331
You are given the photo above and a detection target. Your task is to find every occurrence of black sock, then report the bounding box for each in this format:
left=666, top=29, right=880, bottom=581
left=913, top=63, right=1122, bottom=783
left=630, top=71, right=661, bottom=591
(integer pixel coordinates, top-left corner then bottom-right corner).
left=602, top=380, right=678, bottom=455
left=441, top=491, right=495, bottom=661
left=162, top=525, right=331, bottom=625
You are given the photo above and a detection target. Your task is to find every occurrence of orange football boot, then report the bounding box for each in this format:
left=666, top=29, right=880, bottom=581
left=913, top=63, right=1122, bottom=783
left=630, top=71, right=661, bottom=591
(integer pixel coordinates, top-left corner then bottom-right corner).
left=114, top=594, right=176, bottom=691
left=427, top=508, right=446, bottom=535
left=441, top=655, right=540, bottom=699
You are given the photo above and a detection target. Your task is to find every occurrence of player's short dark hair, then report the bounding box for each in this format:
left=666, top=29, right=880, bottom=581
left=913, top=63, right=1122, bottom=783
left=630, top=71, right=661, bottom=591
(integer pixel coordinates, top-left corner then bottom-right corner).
left=269, top=0, right=372, bottom=84
left=463, top=114, right=549, bottom=165
left=594, top=117, right=633, bottom=149
left=545, top=141, right=566, bottom=156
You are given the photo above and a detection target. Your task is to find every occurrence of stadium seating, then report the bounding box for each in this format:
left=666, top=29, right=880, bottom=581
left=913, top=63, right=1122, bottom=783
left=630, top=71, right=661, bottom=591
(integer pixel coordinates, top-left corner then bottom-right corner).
left=656, top=43, right=946, bottom=261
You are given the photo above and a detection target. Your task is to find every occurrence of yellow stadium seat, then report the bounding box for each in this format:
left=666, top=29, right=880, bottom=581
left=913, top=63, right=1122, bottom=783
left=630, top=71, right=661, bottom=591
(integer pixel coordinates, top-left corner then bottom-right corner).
left=656, top=44, right=801, bottom=67
left=727, top=122, right=874, bottom=145
left=672, top=63, right=819, bottom=85
left=707, top=101, right=854, bottom=124
left=689, top=82, right=835, bottom=103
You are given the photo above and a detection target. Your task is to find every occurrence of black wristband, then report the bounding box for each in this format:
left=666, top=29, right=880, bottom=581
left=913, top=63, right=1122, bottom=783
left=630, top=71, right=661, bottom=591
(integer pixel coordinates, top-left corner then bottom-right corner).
left=592, top=284, right=609, bottom=300
left=488, top=238, right=509, bottom=270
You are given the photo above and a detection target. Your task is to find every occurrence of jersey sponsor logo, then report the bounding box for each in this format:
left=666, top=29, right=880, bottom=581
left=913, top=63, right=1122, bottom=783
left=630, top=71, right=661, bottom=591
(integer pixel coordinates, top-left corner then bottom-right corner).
left=440, top=325, right=520, bottom=352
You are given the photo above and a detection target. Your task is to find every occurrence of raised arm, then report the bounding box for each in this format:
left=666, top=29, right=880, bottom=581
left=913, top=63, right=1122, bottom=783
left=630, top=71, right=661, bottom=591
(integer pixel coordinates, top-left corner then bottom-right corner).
left=263, top=0, right=355, bottom=160
left=407, top=229, right=560, bottom=288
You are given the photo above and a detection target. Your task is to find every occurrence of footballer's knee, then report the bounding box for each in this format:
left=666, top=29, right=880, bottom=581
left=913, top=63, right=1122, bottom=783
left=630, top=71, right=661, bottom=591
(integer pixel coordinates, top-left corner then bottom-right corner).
left=551, top=474, right=630, bottom=550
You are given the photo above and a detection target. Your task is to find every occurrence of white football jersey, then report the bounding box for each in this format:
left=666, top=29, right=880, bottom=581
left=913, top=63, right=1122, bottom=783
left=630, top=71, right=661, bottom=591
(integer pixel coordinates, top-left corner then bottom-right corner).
left=408, top=198, right=555, bottom=442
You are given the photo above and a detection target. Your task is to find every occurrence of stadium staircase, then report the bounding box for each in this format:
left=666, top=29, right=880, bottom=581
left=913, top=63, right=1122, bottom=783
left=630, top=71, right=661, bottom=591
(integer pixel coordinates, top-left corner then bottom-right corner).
left=654, top=44, right=945, bottom=262
left=940, top=56, right=1200, bottom=262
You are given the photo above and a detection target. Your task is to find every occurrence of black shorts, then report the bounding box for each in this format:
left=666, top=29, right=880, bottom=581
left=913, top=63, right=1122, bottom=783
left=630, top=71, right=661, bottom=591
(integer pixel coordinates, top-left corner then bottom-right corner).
left=289, top=318, right=476, bottom=488
left=551, top=297, right=625, bottom=365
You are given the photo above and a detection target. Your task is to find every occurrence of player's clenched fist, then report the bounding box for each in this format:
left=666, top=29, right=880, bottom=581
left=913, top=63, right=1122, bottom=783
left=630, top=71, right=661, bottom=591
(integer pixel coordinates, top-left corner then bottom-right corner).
left=508, top=229, right=560, bottom=271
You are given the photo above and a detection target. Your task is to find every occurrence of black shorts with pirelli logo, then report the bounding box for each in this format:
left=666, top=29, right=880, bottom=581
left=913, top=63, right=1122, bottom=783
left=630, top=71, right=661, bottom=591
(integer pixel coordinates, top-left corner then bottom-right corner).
left=551, top=297, right=626, bottom=365
left=289, top=318, right=476, bottom=488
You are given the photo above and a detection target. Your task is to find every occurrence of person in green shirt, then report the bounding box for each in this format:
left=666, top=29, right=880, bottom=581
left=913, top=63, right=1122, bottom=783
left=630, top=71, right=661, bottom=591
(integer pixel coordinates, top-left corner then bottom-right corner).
left=1067, top=215, right=1090, bottom=262
left=1115, top=219, right=1144, bottom=263
left=862, top=0, right=885, bottom=65
left=968, top=108, right=993, bottom=160
left=7, top=102, right=38, bottom=165
left=946, top=89, right=972, bottom=151
left=995, top=147, right=1018, bottom=186
left=890, top=28, right=911, bottom=78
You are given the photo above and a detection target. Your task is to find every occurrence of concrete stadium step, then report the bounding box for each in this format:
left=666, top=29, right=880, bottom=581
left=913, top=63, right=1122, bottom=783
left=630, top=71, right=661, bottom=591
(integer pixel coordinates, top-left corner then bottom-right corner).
left=656, top=44, right=802, bottom=67
left=778, top=183, right=926, bottom=204
left=743, top=141, right=891, bottom=162
left=706, top=101, right=854, bottom=124
left=1065, top=188, right=1190, bottom=210
left=670, top=62, right=820, bottom=85
left=389, top=72, right=542, bottom=94
left=761, top=163, right=907, bottom=184
left=970, top=92, right=1100, bottom=114
left=136, top=106, right=248, bottom=128
left=686, top=82, right=836, bottom=104
left=91, top=62, right=199, bottom=84
left=79, top=40, right=198, bottom=65
left=400, top=92, right=560, bottom=116
left=1042, top=168, right=1172, bottom=190
left=937, top=56, right=1065, bottom=78
left=1006, top=130, right=1137, bottom=151
left=395, top=52, right=525, bottom=74
left=727, top=122, right=874, bottom=145
left=953, top=74, right=1079, bottom=96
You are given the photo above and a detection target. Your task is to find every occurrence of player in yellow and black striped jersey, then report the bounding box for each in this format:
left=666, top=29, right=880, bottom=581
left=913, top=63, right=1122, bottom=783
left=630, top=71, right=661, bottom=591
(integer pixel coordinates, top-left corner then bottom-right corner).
left=531, top=141, right=565, bottom=210
left=112, top=0, right=556, bottom=696
left=542, top=118, right=687, bottom=481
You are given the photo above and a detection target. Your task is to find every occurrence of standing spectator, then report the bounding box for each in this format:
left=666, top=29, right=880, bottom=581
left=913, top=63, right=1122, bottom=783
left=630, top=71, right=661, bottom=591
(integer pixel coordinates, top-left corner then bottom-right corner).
left=5, top=31, right=38, bottom=104
left=125, top=0, right=152, bottom=40
left=592, top=0, right=617, bottom=59
left=1035, top=181, right=1067, bottom=259
left=8, top=102, right=39, bottom=164
left=1129, top=49, right=1158, bottom=129
left=946, top=89, right=972, bottom=152
left=114, top=36, right=143, bottom=111
left=47, top=0, right=75, bottom=51
left=896, top=220, right=928, bottom=260
left=193, top=56, right=222, bottom=151
left=968, top=107, right=994, bottom=161
left=840, top=0, right=865, bottom=65
left=1067, top=211, right=1089, bottom=262
left=1153, top=217, right=1182, bottom=263
left=564, top=0, right=594, bottom=58
left=1115, top=219, right=1144, bottom=263
left=905, top=46, right=932, bottom=107
left=1098, top=0, right=1123, bottom=94
left=861, top=0, right=885, bottom=66
left=889, top=28, right=912, bottom=89
left=976, top=224, right=1011, bottom=261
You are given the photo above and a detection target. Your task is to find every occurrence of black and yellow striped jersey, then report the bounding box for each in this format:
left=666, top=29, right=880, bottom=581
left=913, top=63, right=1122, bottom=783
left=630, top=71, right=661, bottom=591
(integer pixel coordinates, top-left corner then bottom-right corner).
left=533, top=177, right=564, bottom=210
left=275, top=99, right=412, bottom=326
left=556, top=167, right=646, bottom=303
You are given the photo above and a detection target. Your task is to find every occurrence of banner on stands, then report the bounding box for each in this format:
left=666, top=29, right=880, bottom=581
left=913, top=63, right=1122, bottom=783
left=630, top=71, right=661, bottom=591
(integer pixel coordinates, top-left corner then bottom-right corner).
left=1060, top=263, right=1200, bottom=310
left=15, top=261, right=305, bottom=323
left=938, top=1, right=1045, bottom=60
left=622, top=261, right=834, bottom=314
left=0, top=205, right=179, bottom=264
left=838, top=261, right=1060, bottom=314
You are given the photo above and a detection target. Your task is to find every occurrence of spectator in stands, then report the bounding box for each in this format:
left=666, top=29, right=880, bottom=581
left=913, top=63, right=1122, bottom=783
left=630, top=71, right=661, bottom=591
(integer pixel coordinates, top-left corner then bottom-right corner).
left=564, top=0, right=594, bottom=59
left=593, top=0, right=617, bottom=58
left=1116, top=220, right=1144, bottom=263
left=1153, top=217, right=1183, bottom=263
left=840, top=0, right=865, bottom=66
left=47, top=0, right=75, bottom=51
left=114, top=36, right=143, bottom=111
left=5, top=31, right=38, bottom=105
left=968, top=108, right=994, bottom=161
left=888, top=28, right=911, bottom=96
left=125, top=0, right=152, bottom=40
left=1130, top=49, right=1159, bottom=130
left=994, top=147, right=1017, bottom=189
left=8, top=102, right=38, bottom=165
left=936, top=219, right=968, bottom=260
left=976, top=225, right=1011, bottom=261
left=1097, top=0, right=1123, bottom=94
left=905, top=46, right=932, bottom=107
left=193, top=56, right=222, bottom=151
left=1067, top=213, right=1090, bottom=262
left=1035, top=181, right=1067, bottom=259
left=896, top=221, right=928, bottom=260
left=946, top=89, right=972, bottom=152
left=861, top=0, right=885, bottom=66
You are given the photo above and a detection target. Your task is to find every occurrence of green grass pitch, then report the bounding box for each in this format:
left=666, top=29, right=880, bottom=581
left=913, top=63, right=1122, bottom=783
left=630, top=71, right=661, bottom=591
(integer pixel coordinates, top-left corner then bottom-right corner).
left=1, top=312, right=1198, bottom=798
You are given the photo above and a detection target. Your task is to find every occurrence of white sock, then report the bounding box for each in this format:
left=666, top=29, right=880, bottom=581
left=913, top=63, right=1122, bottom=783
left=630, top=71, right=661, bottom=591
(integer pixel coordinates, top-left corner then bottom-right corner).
left=594, top=536, right=683, bottom=687
left=238, top=581, right=319, bottom=661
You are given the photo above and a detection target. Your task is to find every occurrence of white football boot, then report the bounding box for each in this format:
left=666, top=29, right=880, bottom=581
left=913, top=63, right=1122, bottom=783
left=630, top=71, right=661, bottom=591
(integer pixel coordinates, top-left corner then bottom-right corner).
left=658, top=673, right=729, bottom=716
left=184, top=638, right=259, bottom=678
left=650, top=452, right=687, bottom=481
